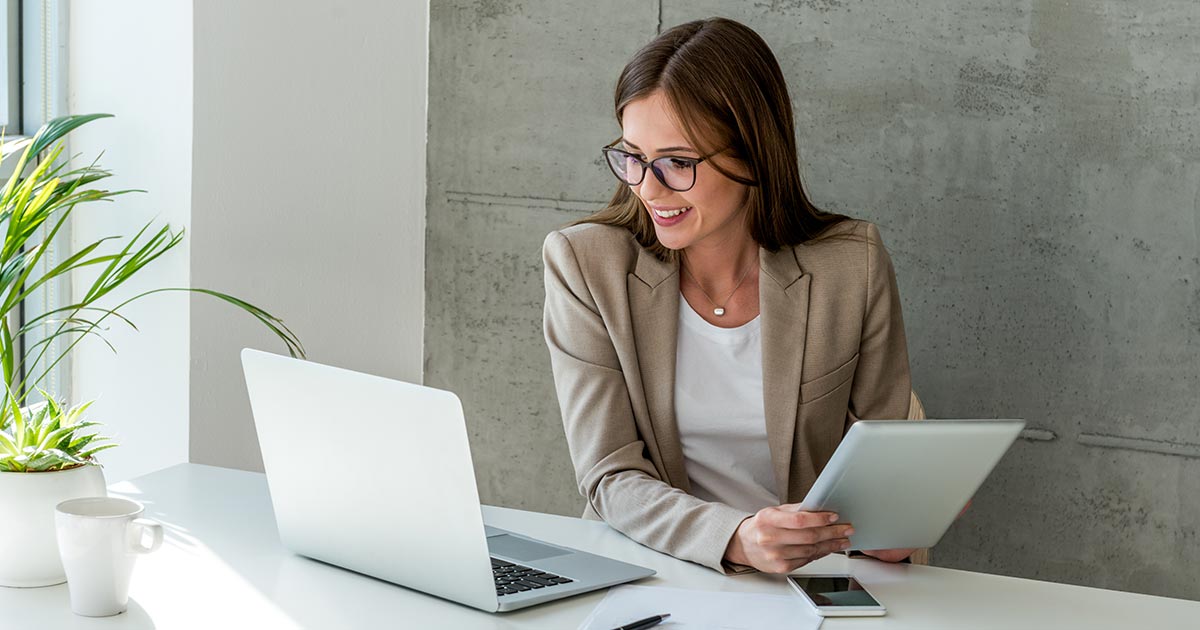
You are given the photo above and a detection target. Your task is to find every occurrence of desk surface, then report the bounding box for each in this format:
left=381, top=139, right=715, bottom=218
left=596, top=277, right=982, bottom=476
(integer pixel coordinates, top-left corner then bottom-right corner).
left=2, top=463, right=1196, bottom=628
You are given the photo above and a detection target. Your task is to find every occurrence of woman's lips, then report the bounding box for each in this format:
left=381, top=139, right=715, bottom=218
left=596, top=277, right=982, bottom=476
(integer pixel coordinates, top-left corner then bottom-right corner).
left=649, top=205, right=693, bottom=227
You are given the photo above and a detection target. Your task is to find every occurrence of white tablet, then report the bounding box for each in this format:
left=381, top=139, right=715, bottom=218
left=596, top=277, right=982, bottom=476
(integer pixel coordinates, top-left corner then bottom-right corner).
left=798, top=419, right=1025, bottom=551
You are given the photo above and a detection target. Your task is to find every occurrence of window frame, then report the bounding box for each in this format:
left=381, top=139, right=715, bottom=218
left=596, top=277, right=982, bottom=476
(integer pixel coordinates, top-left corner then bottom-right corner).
left=1, top=0, right=19, bottom=132
left=9, top=0, right=68, bottom=404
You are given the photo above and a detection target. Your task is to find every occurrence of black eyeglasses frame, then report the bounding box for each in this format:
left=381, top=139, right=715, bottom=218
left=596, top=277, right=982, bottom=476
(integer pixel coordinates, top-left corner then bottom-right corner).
left=600, top=141, right=724, bottom=193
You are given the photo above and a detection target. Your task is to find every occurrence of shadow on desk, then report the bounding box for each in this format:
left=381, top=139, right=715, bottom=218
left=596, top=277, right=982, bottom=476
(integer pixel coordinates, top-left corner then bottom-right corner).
left=0, top=583, right=156, bottom=629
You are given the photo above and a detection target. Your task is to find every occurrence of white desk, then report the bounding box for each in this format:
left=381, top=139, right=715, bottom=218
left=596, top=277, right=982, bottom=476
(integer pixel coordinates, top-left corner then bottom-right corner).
left=2, top=463, right=1196, bottom=628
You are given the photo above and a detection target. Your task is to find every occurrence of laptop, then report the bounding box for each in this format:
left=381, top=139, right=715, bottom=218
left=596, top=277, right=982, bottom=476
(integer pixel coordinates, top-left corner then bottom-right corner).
left=240, top=348, right=654, bottom=613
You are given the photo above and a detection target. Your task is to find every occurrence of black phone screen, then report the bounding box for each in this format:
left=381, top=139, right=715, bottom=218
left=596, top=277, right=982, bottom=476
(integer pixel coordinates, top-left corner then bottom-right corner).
left=789, top=576, right=882, bottom=607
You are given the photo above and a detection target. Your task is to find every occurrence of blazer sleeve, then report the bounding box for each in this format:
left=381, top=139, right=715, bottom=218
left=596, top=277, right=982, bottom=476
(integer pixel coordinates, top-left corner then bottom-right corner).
left=846, top=222, right=914, bottom=426
left=541, top=231, right=754, bottom=573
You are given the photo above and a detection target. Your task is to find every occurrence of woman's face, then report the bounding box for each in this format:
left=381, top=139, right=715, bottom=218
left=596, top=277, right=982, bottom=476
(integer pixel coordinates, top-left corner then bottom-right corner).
left=619, top=90, right=751, bottom=252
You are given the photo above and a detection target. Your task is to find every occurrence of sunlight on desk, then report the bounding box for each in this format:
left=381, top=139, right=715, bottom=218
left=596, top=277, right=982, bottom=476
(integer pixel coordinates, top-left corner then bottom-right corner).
left=110, top=480, right=304, bottom=629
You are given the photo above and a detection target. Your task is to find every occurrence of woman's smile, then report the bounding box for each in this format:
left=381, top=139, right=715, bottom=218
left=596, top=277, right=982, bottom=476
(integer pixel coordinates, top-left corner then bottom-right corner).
left=649, top=204, right=694, bottom=226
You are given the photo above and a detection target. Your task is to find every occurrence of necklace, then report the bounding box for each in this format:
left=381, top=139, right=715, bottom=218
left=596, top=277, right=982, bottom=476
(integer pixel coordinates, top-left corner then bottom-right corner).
left=681, top=250, right=755, bottom=317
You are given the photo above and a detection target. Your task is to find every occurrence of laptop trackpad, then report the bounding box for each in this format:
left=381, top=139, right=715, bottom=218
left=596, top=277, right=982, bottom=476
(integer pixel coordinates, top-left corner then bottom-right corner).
left=487, top=534, right=571, bottom=562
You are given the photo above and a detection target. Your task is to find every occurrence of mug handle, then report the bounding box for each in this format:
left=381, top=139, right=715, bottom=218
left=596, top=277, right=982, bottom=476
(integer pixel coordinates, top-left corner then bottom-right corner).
left=126, top=518, right=164, bottom=554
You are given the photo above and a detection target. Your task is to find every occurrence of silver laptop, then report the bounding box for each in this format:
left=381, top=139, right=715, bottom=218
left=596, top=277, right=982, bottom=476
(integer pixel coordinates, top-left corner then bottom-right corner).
left=240, top=348, right=654, bottom=613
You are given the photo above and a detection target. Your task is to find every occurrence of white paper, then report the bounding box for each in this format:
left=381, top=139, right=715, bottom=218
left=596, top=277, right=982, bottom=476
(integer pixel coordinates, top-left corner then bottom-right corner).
left=577, top=584, right=822, bottom=630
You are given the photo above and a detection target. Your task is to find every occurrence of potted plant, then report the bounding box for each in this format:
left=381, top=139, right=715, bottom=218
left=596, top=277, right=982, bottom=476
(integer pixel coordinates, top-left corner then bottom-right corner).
left=0, top=394, right=112, bottom=586
left=0, top=113, right=304, bottom=587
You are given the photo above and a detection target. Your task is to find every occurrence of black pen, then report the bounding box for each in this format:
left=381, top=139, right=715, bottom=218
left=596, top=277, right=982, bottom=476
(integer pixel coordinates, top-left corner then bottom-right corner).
left=610, top=612, right=671, bottom=630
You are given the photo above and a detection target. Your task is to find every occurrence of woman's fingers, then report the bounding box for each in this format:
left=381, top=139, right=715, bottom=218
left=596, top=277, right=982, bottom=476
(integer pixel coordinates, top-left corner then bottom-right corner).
left=755, top=523, right=855, bottom=547
left=776, top=504, right=838, bottom=522
left=782, top=537, right=851, bottom=560
left=758, top=508, right=852, bottom=538
left=760, top=507, right=840, bottom=530
left=733, top=506, right=859, bottom=573
left=758, top=538, right=852, bottom=573
left=861, top=547, right=915, bottom=563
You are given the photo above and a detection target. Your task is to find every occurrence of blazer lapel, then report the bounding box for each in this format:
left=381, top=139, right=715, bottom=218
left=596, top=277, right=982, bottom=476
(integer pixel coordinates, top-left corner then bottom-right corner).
left=759, top=246, right=810, bottom=503
left=628, top=246, right=690, bottom=491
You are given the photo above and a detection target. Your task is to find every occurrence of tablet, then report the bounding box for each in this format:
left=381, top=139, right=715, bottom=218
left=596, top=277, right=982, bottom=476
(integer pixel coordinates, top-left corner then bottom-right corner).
left=798, top=419, right=1024, bottom=551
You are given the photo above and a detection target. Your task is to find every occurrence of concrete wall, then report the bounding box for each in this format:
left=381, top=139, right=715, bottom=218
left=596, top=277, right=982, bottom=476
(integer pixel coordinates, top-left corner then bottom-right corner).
left=67, top=0, right=192, bottom=484
left=425, top=0, right=1200, bottom=598
left=190, top=1, right=428, bottom=471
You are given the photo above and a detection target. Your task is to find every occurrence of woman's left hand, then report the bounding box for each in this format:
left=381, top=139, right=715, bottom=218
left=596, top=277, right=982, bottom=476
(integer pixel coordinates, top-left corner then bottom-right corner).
left=860, top=548, right=915, bottom=563
left=858, top=499, right=973, bottom=563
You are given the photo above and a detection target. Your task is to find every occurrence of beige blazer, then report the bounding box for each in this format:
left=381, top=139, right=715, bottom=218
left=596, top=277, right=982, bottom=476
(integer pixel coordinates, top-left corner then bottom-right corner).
left=541, top=219, right=916, bottom=573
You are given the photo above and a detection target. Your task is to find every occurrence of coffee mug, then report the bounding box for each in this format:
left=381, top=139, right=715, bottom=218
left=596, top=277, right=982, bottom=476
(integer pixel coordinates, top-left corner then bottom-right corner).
left=54, top=497, right=163, bottom=617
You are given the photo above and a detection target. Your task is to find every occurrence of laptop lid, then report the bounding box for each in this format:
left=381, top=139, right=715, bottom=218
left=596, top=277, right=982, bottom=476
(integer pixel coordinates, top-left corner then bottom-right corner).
left=240, top=348, right=498, bottom=612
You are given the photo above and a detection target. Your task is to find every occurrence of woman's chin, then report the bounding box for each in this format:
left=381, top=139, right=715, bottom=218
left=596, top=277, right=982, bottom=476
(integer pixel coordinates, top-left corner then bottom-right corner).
left=653, top=228, right=693, bottom=251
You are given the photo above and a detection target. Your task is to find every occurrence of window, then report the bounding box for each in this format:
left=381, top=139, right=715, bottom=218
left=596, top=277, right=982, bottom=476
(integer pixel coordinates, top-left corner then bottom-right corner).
left=4, top=0, right=69, bottom=403
left=0, top=0, right=19, bottom=133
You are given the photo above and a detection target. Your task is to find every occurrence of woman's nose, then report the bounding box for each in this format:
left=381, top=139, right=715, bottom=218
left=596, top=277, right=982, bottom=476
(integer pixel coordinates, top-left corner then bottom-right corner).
left=637, top=166, right=669, bottom=198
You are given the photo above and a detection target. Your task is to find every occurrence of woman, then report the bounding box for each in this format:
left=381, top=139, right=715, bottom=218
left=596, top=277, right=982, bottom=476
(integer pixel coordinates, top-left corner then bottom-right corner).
left=541, top=17, right=920, bottom=574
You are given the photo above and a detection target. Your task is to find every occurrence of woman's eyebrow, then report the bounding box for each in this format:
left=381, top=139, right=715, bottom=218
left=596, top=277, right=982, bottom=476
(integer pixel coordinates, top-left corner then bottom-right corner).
left=621, top=139, right=697, bottom=154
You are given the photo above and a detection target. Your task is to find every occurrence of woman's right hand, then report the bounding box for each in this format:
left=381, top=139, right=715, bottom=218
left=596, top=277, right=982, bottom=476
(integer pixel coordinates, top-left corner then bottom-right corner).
left=723, top=504, right=854, bottom=573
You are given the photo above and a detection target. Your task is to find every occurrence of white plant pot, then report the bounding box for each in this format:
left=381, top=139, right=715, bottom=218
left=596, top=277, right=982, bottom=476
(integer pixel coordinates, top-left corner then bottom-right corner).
left=0, top=464, right=107, bottom=587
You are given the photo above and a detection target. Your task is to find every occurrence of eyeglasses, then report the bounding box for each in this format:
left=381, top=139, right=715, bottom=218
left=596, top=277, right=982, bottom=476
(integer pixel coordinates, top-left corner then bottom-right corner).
left=601, top=141, right=722, bottom=193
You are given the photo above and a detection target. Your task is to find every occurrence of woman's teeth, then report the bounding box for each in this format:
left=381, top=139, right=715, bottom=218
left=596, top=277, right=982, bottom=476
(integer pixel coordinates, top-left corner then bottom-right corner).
left=654, top=206, right=692, bottom=218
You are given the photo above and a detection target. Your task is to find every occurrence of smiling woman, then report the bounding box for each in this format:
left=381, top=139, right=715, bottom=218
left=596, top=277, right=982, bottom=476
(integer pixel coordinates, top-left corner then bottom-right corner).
left=542, top=17, right=923, bottom=576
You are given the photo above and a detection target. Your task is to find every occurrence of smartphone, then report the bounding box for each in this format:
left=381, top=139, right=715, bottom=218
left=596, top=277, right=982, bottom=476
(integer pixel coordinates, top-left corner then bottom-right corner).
left=787, top=574, right=886, bottom=617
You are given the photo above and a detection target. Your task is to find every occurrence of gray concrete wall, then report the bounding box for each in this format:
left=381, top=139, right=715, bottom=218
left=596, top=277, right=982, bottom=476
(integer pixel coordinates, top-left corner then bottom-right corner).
left=425, top=0, right=1199, bottom=598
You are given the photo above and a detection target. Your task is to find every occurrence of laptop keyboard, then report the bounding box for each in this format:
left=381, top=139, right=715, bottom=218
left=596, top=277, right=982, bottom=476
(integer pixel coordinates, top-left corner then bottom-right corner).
left=491, top=557, right=574, bottom=597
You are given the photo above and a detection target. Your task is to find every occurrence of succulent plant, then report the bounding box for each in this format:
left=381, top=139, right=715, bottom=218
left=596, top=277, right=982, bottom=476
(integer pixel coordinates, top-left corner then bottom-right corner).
left=0, top=389, right=113, bottom=472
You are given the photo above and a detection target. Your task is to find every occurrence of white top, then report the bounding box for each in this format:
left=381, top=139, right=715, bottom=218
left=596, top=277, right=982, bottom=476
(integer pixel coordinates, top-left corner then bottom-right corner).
left=674, top=294, right=778, bottom=513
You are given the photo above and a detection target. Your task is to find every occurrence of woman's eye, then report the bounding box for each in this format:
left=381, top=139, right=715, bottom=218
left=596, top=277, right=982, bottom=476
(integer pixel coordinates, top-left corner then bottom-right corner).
left=667, top=158, right=692, bottom=170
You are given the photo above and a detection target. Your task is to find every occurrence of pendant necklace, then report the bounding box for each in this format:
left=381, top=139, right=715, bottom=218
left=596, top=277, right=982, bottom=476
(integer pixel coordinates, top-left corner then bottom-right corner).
left=681, top=250, right=755, bottom=317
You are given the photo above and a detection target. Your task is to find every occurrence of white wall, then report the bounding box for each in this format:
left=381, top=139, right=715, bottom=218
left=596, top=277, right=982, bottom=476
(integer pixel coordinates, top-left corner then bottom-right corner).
left=66, top=1, right=193, bottom=483
left=189, top=1, right=428, bottom=470
left=59, top=0, right=428, bottom=480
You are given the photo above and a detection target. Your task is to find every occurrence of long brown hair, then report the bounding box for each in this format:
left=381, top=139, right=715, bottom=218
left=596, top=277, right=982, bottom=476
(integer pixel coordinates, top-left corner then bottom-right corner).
left=574, top=17, right=850, bottom=261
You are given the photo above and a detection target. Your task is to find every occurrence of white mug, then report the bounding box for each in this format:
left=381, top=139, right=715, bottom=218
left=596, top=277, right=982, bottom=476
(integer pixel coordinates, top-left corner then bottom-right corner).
left=54, top=496, right=163, bottom=617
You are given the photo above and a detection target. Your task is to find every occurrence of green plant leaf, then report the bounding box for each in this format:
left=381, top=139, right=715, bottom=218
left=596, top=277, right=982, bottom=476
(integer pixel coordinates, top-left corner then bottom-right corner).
left=0, top=112, right=304, bottom=400
left=17, top=114, right=113, bottom=165
left=187, top=288, right=306, bottom=358
left=36, top=423, right=75, bottom=452
left=81, top=220, right=158, bottom=304
left=2, top=237, right=124, bottom=314
left=25, top=448, right=86, bottom=471
left=0, top=428, right=16, bottom=454
left=63, top=420, right=101, bottom=433
left=9, top=393, right=26, bottom=449
left=77, top=442, right=118, bottom=460
left=40, top=389, right=62, bottom=415
left=30, top=402, right=52, bottom=444
left=66, top=432, right=97, bottom=452
left=0, top=319, right=12, bottom=389
left=17, top=306, right=137, bottom=337
left=63, top=401, right=96, bottom=428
